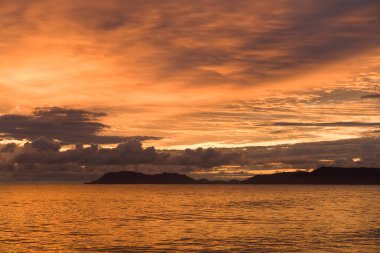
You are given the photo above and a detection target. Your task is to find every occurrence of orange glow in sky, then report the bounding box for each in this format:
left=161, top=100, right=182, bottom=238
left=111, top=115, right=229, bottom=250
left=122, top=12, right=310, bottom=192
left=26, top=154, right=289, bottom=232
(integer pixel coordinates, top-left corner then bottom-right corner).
left=0, top=1, right=380, bottom=171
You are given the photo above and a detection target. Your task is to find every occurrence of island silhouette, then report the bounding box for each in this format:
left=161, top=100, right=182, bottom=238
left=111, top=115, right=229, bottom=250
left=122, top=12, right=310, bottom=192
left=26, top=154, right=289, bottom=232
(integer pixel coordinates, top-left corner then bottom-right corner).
left=87, top=167, right=380, bottom=185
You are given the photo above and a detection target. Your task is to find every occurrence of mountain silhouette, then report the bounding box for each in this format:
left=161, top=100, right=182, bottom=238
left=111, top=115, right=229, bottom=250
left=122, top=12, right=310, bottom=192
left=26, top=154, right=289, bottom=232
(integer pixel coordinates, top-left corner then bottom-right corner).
left=243, top=167, right=380, bottom=184
left=87, top=167, right=380, bottom=185
left=88, top=171, right=196, bottom=184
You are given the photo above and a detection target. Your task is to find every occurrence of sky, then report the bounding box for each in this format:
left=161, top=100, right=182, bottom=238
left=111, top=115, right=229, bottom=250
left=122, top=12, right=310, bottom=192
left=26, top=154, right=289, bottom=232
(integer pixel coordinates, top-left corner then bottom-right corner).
left=1, top=0, right=380, bottom=181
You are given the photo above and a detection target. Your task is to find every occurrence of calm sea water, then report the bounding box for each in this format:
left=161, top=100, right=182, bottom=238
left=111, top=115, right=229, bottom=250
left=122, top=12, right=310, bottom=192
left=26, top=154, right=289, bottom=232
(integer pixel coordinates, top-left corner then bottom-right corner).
left=0, top=185, right=379, bottom=253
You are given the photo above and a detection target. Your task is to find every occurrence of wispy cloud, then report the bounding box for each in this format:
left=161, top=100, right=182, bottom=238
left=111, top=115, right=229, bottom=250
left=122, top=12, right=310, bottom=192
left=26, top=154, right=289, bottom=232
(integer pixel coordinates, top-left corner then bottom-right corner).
left=1, top=0, right=380, bottom=181
left=273, top=122, right=380, bottom=127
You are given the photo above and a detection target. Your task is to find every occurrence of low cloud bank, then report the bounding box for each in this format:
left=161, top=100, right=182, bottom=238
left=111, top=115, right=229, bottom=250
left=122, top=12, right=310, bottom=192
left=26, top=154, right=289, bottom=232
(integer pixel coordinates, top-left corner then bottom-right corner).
left=1, top=136, right=380, bottom=182
left=0, top=137, right=243, bottom=181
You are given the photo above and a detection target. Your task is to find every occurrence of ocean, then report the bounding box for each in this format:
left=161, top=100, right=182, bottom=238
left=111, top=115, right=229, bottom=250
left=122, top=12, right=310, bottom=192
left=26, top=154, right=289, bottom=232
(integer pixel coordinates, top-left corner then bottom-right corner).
left=1, top=184, right=379, bottom=252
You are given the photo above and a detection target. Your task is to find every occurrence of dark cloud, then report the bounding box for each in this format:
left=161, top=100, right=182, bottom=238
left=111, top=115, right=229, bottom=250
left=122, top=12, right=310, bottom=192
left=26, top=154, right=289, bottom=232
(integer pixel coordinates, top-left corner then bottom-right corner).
left=1, top=1, right=380, bottom=182
left=2, top=0, right=378, bottom=86
left=242, top=137, right=380, bottom=170
left=0, top=107, right=160, bottom=144
left=138, top=0, right=380, bottom=84
left=173, top=147, right=241, bottom=168
left=361, top=94, right=380, bottom=99
left=1, top=137, right=380, bottom=181
left=13, top=139, right=242, bottom=168
left=27, top=137, right=61, bottom=152
left=0, top=138, right=244, bottom=181
left=273, top=122, right=380, bottom=127
left=0, top=143, right=16, bottom=153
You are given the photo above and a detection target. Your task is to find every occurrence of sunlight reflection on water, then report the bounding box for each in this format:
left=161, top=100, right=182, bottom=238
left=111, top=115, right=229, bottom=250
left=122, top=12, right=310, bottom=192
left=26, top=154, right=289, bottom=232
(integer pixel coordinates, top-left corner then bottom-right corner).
left=0, top=185, right=379, bottom=252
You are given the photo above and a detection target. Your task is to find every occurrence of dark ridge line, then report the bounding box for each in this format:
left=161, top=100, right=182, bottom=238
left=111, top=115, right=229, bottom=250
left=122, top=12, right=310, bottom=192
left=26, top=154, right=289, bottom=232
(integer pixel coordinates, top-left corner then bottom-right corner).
left=86, top=167, right=380, bottom=185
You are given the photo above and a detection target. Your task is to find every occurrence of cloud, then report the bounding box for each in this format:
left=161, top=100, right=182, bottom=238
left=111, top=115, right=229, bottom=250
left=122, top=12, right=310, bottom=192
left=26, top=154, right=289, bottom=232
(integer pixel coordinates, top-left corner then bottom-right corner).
left=146, top=0, right=380, bottom=85
left=1, top=1, right=380, bottom=181
left=1, top=0, right=379, bottom=88
left=13, top=139, right=242, bottom=168
left=0, top=143, right=16, bottom=153
left=27, top=136, right=60, bottom=152
left=0, top=107, right=160, bottom=144
left=2, top=136, right=380, bottom=181
left=241, top=137, right=380, bottom=170
left=173, top=147, right=242, bottom=168
left=0, top=138, right=244, bottom=181
left=0, top=0, right=380, bottom=151
left=361, top=94, right=380, bottom=99
left=273, top=122, right=380, bottom=127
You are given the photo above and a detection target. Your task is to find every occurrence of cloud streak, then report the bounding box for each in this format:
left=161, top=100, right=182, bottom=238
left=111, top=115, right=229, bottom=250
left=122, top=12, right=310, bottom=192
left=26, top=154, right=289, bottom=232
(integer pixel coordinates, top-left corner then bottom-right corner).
left=0, top=107, right=160, bottom=144
left=0, top=0, right=379, bottom=89
left=1, top=0, right=380, bottom=182
left=273, top=122, right=380, bottom=127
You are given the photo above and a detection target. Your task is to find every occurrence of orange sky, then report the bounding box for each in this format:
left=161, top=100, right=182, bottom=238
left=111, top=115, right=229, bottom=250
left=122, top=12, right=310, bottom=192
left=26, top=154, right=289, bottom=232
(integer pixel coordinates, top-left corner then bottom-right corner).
left=1, top=0, right=380, bottom=149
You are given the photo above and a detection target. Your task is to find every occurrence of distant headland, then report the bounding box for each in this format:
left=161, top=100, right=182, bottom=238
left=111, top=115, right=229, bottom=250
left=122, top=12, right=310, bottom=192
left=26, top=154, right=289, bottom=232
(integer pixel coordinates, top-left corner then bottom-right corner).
left=87, top=167, right=380, bottom=185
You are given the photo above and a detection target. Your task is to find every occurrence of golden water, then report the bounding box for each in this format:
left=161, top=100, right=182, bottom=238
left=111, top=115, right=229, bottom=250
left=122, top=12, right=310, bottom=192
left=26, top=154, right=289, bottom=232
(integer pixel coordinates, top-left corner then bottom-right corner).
left=1, top=185, right=379, bottom=252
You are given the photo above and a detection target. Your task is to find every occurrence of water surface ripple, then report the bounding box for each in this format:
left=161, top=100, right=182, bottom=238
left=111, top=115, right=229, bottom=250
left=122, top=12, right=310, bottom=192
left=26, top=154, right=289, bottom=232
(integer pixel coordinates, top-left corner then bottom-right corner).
left=0, top=185, right=379, bottom=252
